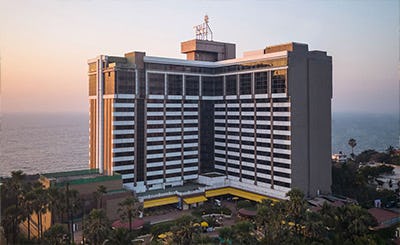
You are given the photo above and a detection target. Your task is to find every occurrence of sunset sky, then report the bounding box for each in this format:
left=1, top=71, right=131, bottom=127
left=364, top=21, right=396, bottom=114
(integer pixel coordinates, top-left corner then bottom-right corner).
left=0, top=0, right=398, bottom=114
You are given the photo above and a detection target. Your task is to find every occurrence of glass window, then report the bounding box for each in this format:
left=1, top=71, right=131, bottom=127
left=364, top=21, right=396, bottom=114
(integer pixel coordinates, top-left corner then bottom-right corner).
left=167, top=74, right=183, bottom=95
left=239, top=73, right=252, bottom=95
left=148, top=73, right=165, bottom=95
left=116, top=70, right=135, bottom=94
left=225, top=75, right=237, bottom=95
left=185, top=75, right=199, bottom=96
left=254, top=72, right=268, bottom=94
left=271, top=70, right=287, bottom=94
left=89, top=74, right=97, bottom=96
left=202, top=76, right=223, bottom=96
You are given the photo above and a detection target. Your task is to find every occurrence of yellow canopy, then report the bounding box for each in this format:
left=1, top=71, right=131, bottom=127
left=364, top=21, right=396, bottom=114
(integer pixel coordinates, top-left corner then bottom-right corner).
left=205, top=187, right=279, bottom=203
left=158, top=234, right=167, bottom=239
left=143, top=196, right=179, bottom=208
left=183, top=195, right=207, bottom=205
left=205, top=188, right=230, bottom=197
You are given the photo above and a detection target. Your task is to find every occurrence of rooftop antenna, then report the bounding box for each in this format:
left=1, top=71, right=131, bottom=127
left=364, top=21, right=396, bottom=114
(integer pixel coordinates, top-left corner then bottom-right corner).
left=194, top=14, right=213, bottom=41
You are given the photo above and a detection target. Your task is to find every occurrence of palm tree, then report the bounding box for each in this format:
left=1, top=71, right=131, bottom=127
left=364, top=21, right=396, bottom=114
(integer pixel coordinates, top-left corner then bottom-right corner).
left=65, top=185, right=81, bottom=243
left=171, top=215, right=199, bottom=245
left=47, top=185, right=64, bottom=225
left=1, top=171, right=26, bottom=244
left=21, top=187, right=35, bottom=240
left=117, top=197, right=142, bottom=232
left=83, top=209, right=111, bottom=245
left=286, top=188, right=307, bottom=231
left=31, top=181, right=48, bottom=240
left=43, top=223, right=69, bottom=245
left=256, top=199, right=274, bottom=237
left=348, top=138, right=357, bottom=159
left=2, top=205, right=23, bottom=244
left=108, top=227, right=135, bottom=245
left=93, top=185, right=107, bottom=209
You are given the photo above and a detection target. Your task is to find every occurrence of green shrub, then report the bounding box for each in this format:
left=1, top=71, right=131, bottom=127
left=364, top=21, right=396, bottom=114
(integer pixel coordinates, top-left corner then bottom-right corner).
left=150, top=220, right=175, bottom=236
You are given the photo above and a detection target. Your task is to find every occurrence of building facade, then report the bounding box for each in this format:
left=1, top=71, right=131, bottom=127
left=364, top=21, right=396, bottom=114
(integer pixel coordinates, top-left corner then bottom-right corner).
left=88, top=39, right=332, bottom=199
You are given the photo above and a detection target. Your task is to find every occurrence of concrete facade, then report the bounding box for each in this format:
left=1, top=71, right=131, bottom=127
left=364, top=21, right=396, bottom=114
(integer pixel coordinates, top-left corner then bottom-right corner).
left=88, top=39, right=332, bottom=199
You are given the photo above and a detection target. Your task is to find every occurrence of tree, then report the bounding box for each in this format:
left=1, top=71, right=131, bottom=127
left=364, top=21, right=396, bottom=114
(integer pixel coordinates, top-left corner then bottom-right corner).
left=47, top=185, right=64, bottom=225
left=31, top=181, right=48, bottom=240
left=218, top=227, right=235, bottom=245
left=348, top=138, right=357, bottom=159
left=83, top=209, right=111, bottom=245
left=286, top=189, right=307, bottom=224
left=320, top=204, right=377, bottom=243
left=108, top=227, right=135, bottom=245
left=21, top=187, right=35, bottom=240
left=257, top=201, right=288, bottom=244
left=171, top=215, right=199, bottom=245
left=386, top=145, right=395, bottom=157
left=65, top=185, right=81, bottom=243
left=2, top=170, right=26, bottom=243
left=233, top=221, right=257, bottom=245
left=93, top=185, right=107, bottom=209
left=255, top=199, right=274, bottom=237
left=117, top=197, right=142, bottom=232
left=2, top=205, right=23, bottom=244
left=43, top=224, right=69, bottom=245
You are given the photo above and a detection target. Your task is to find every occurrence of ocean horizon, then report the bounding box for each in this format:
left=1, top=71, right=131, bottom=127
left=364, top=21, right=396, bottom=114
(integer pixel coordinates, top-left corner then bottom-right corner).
left=0, top=111, right=398, bottom=177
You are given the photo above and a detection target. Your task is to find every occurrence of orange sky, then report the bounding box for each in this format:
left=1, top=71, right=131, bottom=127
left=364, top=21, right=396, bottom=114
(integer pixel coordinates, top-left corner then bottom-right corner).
left=1, top=0, right=398, bottom=114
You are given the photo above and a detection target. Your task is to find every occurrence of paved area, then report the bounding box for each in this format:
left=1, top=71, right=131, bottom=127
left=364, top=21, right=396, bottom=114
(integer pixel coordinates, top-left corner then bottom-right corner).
left=143, top=208, right=193, bottom=224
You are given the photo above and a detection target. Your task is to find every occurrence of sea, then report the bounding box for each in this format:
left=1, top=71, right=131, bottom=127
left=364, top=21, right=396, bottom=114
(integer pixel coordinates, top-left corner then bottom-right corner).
left=0, top=112, right=398, bottom=177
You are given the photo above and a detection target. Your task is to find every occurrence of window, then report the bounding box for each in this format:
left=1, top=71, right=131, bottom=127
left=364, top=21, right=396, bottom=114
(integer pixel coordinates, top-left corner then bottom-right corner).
left=202, top=76, right=223, bottom=96
left=148, top=73, right=165, bottom=95
left=167, top=74, right=183, bottom=95
left=254, top=72, right=268, bottom=94
left=239, top=73, right=252, bottom=95
left=185, top=75, right=199, bottom=96
left=116, top=70, right=135, bottom=94
left=271, top=70, right=286, bottom=94
left=89, top=74, right=97, bottom=96
left=225, top=75, right=237, bottom=95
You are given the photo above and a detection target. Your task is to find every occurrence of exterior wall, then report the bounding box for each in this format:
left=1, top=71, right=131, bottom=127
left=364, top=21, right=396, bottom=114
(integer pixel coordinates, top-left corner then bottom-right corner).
left=288, top=45, right=332, bottom=197
left=112, top=97, right=135, bottom=188
left=181, top=39, right=236, bottom=61
left=288, top=48, right=309, bottom=195
left=145, top=71, right=200, bottom=190
left=88, top=42, right=332, bottom=199
left=104, top=191, right=133, bottom=221
left=89, top=99, right=97, bottom=169
left=213, top=67, right=291, bottom=197
left=103, top=98, right=113, bottom=175
left=307, top=52, right=332, bottom=196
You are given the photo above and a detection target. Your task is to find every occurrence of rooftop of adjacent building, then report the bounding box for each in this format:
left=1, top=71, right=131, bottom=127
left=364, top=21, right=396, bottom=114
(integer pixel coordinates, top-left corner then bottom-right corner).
left=137, top=182, right=206, bottom=198
left=42, top=168, right=121, bottom=186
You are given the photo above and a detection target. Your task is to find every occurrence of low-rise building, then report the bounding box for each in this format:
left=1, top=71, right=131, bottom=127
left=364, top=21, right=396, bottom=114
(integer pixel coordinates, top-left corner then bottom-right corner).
left=19, top=169, right=131, bottom=238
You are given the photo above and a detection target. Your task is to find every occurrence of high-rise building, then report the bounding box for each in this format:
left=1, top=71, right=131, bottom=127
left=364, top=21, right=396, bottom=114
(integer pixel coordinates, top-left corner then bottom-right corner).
left=88, top=37, right=332, bottom=200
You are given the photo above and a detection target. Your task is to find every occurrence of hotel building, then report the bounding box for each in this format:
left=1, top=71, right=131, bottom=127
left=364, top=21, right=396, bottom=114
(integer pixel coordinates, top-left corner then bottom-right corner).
left=88, top=37, right=332, bottom=200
